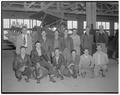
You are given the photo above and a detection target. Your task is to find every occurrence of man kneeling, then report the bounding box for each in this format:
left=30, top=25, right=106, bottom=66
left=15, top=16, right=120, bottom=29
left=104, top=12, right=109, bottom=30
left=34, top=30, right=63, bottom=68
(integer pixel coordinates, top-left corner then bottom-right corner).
left=93, top=44, right=109, bottom=77
left=13, top=46, right=33, bottom=82
left=31, top=41, right=56, bottom=83
left=52, top=48, right=65, bottom=80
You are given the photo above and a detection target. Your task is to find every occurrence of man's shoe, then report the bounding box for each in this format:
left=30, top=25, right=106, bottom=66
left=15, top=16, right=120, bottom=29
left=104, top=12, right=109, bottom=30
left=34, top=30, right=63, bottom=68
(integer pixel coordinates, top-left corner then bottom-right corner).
left=37, top=79, right=40, bottom=84
left=25, top=78, right=29, bottom=83
left=17, top=78, right=22, bottom=82
left=60, top=76, right=64, bottom=80
left=50, top=77, right=56, bottom=83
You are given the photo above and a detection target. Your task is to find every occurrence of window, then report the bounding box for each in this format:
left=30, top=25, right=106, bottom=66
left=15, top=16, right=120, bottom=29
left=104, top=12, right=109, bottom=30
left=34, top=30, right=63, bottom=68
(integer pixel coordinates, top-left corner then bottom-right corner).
left=96, top=21, right=110, bottom=29
left=17, top=19, right=23, bottom=26
left=10, top=19, right=16, bottom=26
left=83, top=21, right=87, bottom=29
left=73, top=21, right=77, bottom=29
left=3, top=19, right=10, bottom=28
left=67, top=21, right=72, bottom=29
left=101, top=22, right=105, bottom=29
left=67, top=20, right=78, bottom=29
left=37, top=20, right=41, bottom=26
left=106, top=22, right=110, bottom=29
left=114, top=22, right=118, bottom=30
left=33, top=19, right=37, bottom=27
left=97, top=22, right=102, bottom=29
left=29, top=20, right=33, bottom=28
left=24, top=19, right=30, bottom=28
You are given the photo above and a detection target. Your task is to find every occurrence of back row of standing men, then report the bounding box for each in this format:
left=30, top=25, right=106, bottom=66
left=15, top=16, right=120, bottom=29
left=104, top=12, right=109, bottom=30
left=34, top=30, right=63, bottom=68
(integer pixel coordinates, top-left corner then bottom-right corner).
left=16, top=25, right=108, bottom=56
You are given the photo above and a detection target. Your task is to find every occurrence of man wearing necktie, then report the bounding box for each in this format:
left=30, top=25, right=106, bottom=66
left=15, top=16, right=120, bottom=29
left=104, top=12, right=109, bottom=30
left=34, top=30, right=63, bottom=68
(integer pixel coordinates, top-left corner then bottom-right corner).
left=16, top=26, right=32, bottom=55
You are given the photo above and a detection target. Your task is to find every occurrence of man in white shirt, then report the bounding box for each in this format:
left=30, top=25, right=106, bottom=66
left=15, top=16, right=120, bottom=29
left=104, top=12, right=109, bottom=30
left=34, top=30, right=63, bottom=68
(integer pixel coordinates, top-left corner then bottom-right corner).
left=16, top=26, right=32, bottom=55
left=93, top=44, right=109, bottom=77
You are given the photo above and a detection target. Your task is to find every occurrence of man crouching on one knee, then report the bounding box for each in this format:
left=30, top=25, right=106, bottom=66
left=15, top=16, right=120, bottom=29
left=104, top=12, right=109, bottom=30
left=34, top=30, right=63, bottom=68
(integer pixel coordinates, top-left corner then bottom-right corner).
left=52, top=48, right=65, bottom=80
left=13, top=46, right=34, bottom=82
left=31, top=41, right=56, bottom=83
left=93, top=44, right=109, bottom=77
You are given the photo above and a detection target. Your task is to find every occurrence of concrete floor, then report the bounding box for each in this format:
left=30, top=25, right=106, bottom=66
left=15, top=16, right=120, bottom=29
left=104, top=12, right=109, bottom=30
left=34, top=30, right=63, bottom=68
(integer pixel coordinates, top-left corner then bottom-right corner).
left=2, top=50, right=118, bottom=93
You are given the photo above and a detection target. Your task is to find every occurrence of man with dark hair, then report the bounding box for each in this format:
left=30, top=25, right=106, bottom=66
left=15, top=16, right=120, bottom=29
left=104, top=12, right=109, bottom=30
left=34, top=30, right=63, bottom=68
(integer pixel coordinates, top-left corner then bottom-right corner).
left=13, top=46, right=33, bottom=82
left=68, top=49, right=80, bottom=78
left=52, top=48, right=65, bottom=80
left=95, top=25, right=108, bottom=53
left=70, top=29, right=81, bottom=55
left=93, top=44, right=109, bottom=77
left=81, top=26, right=93, bottom=55
left=79, top=48, right=93, bottom=78
left=31, top=41, right=56, bottom=83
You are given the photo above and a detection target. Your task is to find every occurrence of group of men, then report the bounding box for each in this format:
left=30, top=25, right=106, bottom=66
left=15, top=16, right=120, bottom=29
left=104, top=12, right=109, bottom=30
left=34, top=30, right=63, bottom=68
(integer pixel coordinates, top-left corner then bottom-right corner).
left=13, top=25, right=109, bottom=83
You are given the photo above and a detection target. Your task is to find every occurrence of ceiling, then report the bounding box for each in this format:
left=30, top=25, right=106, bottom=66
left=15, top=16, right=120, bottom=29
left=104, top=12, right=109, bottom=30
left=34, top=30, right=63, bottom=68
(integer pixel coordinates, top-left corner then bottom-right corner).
left=2, top=1, right=118, bottom=19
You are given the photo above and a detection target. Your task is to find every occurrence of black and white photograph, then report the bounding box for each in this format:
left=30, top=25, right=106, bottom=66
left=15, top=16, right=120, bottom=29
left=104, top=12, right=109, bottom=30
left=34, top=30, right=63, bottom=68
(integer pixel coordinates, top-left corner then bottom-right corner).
left=1, top=0, right=118, bottom=93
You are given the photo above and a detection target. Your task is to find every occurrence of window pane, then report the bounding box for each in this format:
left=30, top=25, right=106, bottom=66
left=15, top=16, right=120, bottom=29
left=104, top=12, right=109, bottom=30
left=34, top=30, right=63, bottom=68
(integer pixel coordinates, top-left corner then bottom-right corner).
left=3, top=19, right=10, bottom=28
left=96, top=22, right=99, bottom=29
left=37, top=20, right=41, bottom=26
left=101, top=22, right=105, bottom=29
left=73, top=21, right=77, bottom=29
left=114, top=22, right=118, bottom=30
left=33, top=19, right=37, bottom=27
left=24, top=19, right=29, bottom=28
left=29, top=20, right=33, bottom=28
left=83, top=21, right=86, bottom=29
left=10, top=19, right=16, bottom=26
left=98, top=22, right=102, bottom=29
left=106, top=22, right=110, bottom=29
left=67, top=21, right=72, bottom=29
left=17, top=19, right=23, bottom=26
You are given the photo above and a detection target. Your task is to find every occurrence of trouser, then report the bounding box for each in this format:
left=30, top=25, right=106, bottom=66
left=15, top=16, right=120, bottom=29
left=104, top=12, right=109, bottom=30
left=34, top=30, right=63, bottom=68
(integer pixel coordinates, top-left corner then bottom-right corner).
left=80, top=65, right=93, bottom=77
left=55, top=68, right=64, bottom=78
left=69, top=65, right=78, bottom=77
left=63, top=48, right=71, bottom=65
left=15, top=67, right=32, bottom=80
left=39, top=60, right=54, bottom=75
left=94, top=64, right=107, bottom=76
left=34, top=63, right=48, bottom=79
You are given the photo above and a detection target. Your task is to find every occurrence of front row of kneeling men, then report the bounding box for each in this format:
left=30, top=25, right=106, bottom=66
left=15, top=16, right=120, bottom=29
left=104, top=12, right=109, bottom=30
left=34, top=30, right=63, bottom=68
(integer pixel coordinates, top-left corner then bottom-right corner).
left=13, top=41, right=108, bottom=83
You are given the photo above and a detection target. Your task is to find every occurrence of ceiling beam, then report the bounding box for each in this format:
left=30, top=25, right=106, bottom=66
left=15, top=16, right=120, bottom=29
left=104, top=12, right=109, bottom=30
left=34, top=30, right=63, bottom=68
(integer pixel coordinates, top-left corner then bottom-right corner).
left=27, top=2, right=36, bottom=8
left=2, top=2, right=54, bottom=12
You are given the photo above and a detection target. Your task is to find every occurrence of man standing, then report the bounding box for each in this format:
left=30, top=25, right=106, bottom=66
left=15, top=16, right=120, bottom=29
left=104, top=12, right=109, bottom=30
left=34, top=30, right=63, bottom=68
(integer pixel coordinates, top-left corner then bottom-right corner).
left=16, top=26, right=32, bottom=55
left=40, top=30, right=52, bottom=62
left=70, top=29, right=81, bottom=55
left=95, top=25, right=108, bottom=53
left=81, top=26, right=93, bottom=55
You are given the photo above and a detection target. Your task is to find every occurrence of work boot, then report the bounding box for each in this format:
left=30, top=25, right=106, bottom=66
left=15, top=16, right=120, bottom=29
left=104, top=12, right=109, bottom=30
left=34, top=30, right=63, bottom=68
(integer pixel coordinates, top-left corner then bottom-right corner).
left=37, top=78, right=40, bottom=84
left=49, top=76, right=56, bottom=83
left=17, top=77, right=22, bottom=82
left=60, top=75, right=64, bottom=80
left=25, top=77, right=29, bottom=83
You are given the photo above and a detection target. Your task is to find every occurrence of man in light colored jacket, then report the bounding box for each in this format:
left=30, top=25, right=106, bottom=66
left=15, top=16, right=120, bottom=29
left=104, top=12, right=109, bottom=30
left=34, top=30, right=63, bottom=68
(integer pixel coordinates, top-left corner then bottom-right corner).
left=93, top=44, right=109, bottom=77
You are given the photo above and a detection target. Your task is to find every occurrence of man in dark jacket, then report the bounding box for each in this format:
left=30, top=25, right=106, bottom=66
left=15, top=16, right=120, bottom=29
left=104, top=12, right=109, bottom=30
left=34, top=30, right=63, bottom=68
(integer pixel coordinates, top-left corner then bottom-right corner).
left=31, top=41, right=56, bottom=83
left=13, top=46, right=33, bottom=82
left=52, top=48, right=65, bottom=80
